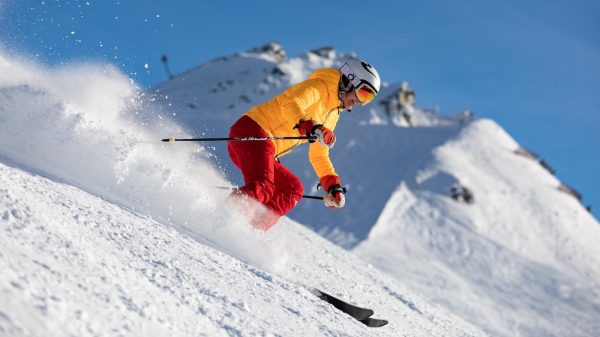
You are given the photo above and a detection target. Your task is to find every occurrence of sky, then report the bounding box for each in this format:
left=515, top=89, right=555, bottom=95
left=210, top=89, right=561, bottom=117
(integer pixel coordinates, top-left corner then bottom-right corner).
left=0, top=0, right=598, bottom=218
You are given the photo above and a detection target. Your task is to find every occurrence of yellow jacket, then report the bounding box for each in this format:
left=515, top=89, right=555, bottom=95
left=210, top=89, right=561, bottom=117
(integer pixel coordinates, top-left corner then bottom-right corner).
left=246, top=68, right=344, bottom=179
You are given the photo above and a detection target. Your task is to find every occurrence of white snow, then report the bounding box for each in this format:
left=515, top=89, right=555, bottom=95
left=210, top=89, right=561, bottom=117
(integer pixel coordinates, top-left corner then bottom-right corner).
left=0, top=49, right=486, bottom=336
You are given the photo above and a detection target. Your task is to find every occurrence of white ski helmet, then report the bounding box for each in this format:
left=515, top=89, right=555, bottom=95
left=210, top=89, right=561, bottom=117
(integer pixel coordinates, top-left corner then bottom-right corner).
left=339, top=59, right=381, bottom=104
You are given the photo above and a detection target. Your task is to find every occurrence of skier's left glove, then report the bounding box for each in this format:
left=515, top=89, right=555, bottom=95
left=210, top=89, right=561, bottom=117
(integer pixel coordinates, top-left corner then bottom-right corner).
left=320, top=175, right=346, bottom=208
left=295, top=119, right=317, bottom=142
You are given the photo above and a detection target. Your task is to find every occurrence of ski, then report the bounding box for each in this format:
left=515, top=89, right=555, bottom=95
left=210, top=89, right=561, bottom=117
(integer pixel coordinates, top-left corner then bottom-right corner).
left=310, top=288, right=387, bottom=327
left=312, top=289, right=373, bottom=320
left=360, top=317, right=389, bottom=328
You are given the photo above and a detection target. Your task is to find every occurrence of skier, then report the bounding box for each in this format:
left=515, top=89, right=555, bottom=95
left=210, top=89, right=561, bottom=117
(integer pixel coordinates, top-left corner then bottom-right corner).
left=227, top=59, right=381, bottom=230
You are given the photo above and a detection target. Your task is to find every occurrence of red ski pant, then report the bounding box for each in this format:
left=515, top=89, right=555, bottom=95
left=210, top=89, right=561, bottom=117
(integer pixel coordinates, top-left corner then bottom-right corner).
left=227, top=115, right=304, bottom=230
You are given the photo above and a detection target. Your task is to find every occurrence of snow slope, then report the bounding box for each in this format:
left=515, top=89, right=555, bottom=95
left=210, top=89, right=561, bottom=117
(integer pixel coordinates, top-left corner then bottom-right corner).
left=1, top=161, right=486, bottom=337
left=151, top=43, right=600, bottom=337
left=0, top=48, right=485, bottom=336
left=355, top=119, right=600, bottom=337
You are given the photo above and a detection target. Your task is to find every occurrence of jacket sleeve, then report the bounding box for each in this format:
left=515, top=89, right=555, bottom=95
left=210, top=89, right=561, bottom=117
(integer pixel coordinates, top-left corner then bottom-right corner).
left=308, top=109, right=340, bottom=178
left=281, top=79, right=324, bottom=122
left=309, top=141, right=337, bottom=178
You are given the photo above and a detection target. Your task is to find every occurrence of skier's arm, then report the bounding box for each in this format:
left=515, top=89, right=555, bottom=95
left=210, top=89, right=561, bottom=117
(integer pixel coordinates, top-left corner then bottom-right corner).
left=308, top=142, right=336, bottom=178
left=309, top=143, right=346, bottom=208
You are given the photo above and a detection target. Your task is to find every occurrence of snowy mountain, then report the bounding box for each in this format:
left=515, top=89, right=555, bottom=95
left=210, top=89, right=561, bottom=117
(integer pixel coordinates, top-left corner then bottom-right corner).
left=355, top=119, right=600, bottom=337
left=0, top=46, right=485, bottom=336
left=151, top=42, right=600, bottom=337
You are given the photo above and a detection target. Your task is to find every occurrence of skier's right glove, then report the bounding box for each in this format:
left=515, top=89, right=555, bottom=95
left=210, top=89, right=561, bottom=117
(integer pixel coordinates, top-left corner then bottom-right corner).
left=295, top=120, right=336, bottom=148
left=313, top=125, right=336, bottom=149
left=320, top=175, right=346, bottom=209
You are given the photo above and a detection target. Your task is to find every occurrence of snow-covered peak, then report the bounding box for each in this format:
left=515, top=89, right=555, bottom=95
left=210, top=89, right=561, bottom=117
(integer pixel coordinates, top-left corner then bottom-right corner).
left=152, top=42, right=356, bottom=118
left=245, top=41, right=287, bottom=63
left=356, top=118, right=600, bottom=336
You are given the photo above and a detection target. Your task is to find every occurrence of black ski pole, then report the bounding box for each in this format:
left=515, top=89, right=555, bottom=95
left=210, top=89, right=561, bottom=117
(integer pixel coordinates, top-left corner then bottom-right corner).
left=300, top=195, right=325, bottom=200
left=215, top=186, right=324, bottom=200
left=162, top=136, right=316, bottom=143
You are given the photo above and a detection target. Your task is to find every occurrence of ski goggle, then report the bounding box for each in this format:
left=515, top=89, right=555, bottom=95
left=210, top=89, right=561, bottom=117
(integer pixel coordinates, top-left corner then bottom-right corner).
left=355, top=83, right=377, bottom=105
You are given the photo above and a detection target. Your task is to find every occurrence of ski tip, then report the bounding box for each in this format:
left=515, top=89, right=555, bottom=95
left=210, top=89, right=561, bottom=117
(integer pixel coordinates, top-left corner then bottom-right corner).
left=354, top=309, right=374, bottom=321
left=161, top=137, right=175, bottom=144
left=360, top=317, right=389, bottom=328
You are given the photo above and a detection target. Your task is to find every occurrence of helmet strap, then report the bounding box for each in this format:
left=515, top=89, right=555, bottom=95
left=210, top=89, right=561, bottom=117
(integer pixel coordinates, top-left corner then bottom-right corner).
left=339, top=74, right=352, bottom=92
left=338, top=75, right=354, bottom=111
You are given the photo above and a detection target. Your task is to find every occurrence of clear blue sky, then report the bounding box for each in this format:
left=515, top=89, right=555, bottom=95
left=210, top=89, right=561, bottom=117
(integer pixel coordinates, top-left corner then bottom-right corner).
left=1, top=0, right=599, bottom=217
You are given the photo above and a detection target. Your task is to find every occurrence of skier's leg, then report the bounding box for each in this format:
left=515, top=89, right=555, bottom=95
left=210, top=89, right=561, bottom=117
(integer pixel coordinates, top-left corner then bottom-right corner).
left=253, top=161, right=303, bottom=230
left=227, top=116, right=276, bottom=204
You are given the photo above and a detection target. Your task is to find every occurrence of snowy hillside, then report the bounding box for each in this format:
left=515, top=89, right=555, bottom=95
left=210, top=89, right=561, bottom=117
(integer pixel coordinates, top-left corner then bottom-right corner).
left=0, top=162, right=486, bottom=337
left=0, top=48, right=487, bottom=336
left=355, top=119, right=600, bottom=337
left=150, top=42, right=600, bottom=337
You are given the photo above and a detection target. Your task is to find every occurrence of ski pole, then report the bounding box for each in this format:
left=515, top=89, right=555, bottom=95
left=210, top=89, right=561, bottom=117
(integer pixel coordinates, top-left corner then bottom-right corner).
left=299, top=195, right=324, bottom=200
left=215, top=186, right=324, bottom=200
left=162, top=136, right=316, bottom=143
